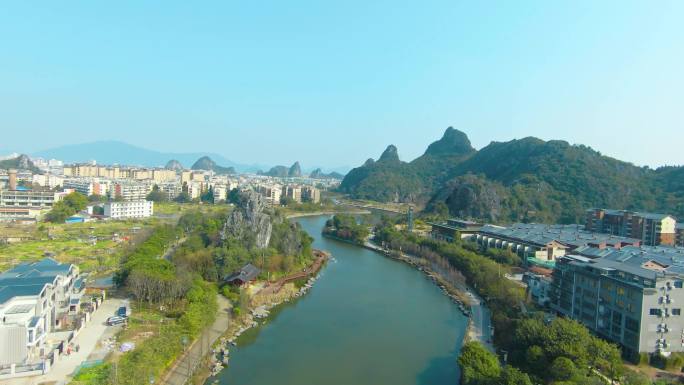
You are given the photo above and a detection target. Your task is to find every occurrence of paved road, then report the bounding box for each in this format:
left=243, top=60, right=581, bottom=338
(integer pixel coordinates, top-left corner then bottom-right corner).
left=5, top=298, right=125, bottom=385
left=163, top=295, right=231, bottom=385
left=464, top=290, right=495, bottom=352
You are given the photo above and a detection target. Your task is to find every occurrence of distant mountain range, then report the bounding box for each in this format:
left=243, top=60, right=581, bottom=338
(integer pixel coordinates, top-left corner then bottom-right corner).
left=340, top=127, right=684, bottom=223
left=33, top=141, right=265, bottom=173
left=33, top=140, right=348, bottom=176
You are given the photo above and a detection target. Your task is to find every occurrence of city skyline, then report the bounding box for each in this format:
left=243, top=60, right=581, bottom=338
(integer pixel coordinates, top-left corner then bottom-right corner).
left=1, top=1, right=683, bottom=168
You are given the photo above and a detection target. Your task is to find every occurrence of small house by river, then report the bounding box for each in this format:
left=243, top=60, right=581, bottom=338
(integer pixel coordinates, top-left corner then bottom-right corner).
left=224, top=264, right=260, bottom=286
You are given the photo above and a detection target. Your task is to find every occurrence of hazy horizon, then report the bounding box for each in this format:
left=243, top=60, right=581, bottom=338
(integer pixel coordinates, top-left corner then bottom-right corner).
left=1, top=1, right=683, bottom=168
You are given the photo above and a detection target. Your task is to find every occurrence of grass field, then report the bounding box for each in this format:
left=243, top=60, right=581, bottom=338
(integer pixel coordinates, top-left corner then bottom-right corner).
left=0, top=202, right=231, bottom=273
left=0, top=220, right=162, bottom=272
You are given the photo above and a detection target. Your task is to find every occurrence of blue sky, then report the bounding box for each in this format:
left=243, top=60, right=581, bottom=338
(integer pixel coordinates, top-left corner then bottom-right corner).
left=1, top=1, right=682, bottom=169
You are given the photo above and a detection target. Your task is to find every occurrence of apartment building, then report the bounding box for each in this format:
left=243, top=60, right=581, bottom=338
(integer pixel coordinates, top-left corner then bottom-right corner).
left=282, top=185, right=302, bottom=203
left=104, top=200, right=154, bottom=219
left=586, top=209, right=677, bottom=246
left=157, top=182, right=182, bottom=201
left=31, top=175, right=64, bottom=189
left=63, top=178, right=109, bottom=197
left=110, top=182, right=152, bottom=201
left=64, top=165, right=176, bottom=183
left=301, top=186, right=321, bottom=203
left=257, top=184, right=282, bottom=206
left=551, top=246, right=684, bottom=356
left=0, top=190, right=65, bottom=209
left=0, top=259, right=81, bottom=374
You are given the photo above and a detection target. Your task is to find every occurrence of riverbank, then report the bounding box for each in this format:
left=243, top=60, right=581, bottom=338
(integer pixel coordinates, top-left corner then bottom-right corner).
left=285, top=209, right=370, bottom=219
left=198, top=250, right=330, bottom=383
left=210, top=215, right=467, bottom=385
left=360, top=239, right=494, bottom=351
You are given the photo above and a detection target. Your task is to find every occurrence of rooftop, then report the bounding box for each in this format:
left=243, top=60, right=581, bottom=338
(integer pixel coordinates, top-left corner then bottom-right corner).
left=589, top=208, right=676, bottom=221
left=224, top=263, right=261, bottom=283
left=565, top=245, right=684, bottom=280
left=0, top=258, right=75, bottom=304
left=479, top=223, right=640, bottom=248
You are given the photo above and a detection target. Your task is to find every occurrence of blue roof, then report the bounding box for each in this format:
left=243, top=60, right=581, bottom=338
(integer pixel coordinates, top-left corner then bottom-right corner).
left=0, top=258, right=74, bottom=304
left=0, top=284, right=49, bottom=304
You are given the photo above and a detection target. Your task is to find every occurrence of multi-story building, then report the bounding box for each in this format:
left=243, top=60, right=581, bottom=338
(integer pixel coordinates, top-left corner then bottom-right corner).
left=0, top=190, right=65, bottom=210
left=0, top=258, right=81, bottom=375
left=430, top=219, right=483, bottom=243
left=31, top=175, right=64, bottom=189
left=676, top=224, right=684, bottom=248
left=551, top=246, right=684, bottom=356
left=63, top=164, right=177, bottom=183
left=104, top=200, right=154, bottom=219
left=212, top=184, right=228, bottom=203
left=301, top=186, right=321, bottom=203
left=282, top=185, right=302, bottom=203
left=63, top=178, right=109, bottom=197
left=157, top=182, right=182, bottom=201
left=475, top=223, right=640, bottom=267
left=186, top=181, right=205, bottom=200
left=586, top=209, right=677, bottom=246
left=110, top=182, right=152, bottom=201
left=257, top=184, right=282, bottom=206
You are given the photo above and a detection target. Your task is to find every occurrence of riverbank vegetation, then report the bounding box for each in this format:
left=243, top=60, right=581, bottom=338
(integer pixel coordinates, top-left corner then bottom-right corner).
left=322, top=214, right=369, bottom=244
left=74, top=192, right=317, bottom=385
left=372, top=218, right=652, bottom=385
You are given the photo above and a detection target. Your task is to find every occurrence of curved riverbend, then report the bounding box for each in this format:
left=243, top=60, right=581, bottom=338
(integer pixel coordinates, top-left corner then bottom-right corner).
left=211, top=215, right=467, bottom=385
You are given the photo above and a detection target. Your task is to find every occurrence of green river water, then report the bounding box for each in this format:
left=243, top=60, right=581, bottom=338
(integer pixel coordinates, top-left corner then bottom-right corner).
left=210, top=215, right=467, bottom=385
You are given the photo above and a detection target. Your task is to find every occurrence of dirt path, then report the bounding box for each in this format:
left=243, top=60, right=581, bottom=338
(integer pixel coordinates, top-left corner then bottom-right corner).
left=162, top=295, right=231, bottom=385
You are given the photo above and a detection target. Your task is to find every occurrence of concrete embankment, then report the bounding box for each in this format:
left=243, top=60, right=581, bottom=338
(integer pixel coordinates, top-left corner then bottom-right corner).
left=361, top=240, right=494, bottom=351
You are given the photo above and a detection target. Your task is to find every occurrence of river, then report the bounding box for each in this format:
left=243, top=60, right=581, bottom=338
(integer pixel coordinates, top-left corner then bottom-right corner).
left=210, top=215, right=467, bottom=385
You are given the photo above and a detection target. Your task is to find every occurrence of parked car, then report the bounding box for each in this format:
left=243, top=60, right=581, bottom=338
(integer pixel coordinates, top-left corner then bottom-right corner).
left=117, top=306, right=130, bottom=318
left=106, top=316, right=127, bottom=326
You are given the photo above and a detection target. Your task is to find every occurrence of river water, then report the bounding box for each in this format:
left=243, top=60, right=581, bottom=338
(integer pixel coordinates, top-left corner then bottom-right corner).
left=211, top=215, right=467, bottom=385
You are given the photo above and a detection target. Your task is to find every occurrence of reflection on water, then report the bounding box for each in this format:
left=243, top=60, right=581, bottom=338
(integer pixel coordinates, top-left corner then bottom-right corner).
left=211, top=215, right=466, bottom=385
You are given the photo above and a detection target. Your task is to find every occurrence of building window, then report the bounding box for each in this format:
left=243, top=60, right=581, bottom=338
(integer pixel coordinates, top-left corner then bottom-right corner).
left=673, top=309, right=681, bottom=316
left=650, top=308, right=662, bottom=316
left=625, top=317, right=639, bottom=333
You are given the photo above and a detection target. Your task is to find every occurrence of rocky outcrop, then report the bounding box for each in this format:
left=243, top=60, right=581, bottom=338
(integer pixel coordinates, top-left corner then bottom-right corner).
left=378, top=145, right=400, bottom=163
left=191, top=156, right=235, bottom=175
left=0, top=154, right=41, bottom=173
left=309, top=168, right=344, bottom=180
left=423, top=127, right=475, bottom=157
left=288, top=162, right=302, bottom=177
left=165, top=159, right=184, bottom=171
left=221, top=190, right=272, bottom=249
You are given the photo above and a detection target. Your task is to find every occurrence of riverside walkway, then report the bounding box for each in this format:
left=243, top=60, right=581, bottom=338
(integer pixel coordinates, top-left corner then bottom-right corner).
left=363, top=240, right=494, bottom=352
left=162, top=295, right=231, bottom=385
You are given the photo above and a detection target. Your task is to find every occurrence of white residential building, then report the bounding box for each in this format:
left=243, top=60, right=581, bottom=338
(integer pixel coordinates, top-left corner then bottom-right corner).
left=0, top=259, right=82, bottom=378
left=31, top=175, right=64, bottom=189
left=104, top=200, right=154, bottom=219
left=110, top=182, right=152, bottom=201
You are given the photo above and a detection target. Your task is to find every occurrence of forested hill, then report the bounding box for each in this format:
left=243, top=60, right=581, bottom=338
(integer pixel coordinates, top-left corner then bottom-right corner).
left=0, top=154, right=42, bottom=173
left=339, top=127, right=684, bottom=224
